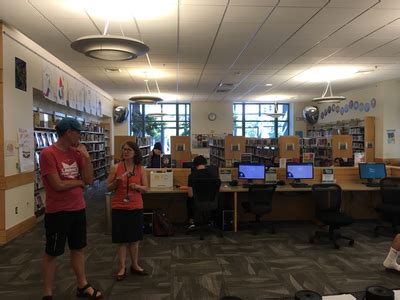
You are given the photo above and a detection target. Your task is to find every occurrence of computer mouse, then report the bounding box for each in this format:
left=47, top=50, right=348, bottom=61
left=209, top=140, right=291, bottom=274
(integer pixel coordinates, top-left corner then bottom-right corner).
left=277, top=180, right=285, bottom=186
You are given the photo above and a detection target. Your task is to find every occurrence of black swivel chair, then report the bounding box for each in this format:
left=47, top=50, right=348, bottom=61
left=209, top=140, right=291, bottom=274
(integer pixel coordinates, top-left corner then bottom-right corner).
left=374, top=177, right=400, bottom=236
left=186, top=177, right=223, bottom=240
left=310, top=184, right=354, bottom=249
left=241, top=184, right=276, bottom=235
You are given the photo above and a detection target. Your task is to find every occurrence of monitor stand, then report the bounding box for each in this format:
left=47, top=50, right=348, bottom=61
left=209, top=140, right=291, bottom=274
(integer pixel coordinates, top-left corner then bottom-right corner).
left=290, top=179, right=310, bottom=188
left=242, top=180, right=253, bottom=188
left=364, top=179, right=380, bottom=187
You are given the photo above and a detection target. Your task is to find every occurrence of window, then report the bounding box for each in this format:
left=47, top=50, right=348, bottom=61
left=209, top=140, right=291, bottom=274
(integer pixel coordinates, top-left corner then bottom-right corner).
left=129, top=103, right=191, bottom=154
left=233, top=103, right=289, bottom=138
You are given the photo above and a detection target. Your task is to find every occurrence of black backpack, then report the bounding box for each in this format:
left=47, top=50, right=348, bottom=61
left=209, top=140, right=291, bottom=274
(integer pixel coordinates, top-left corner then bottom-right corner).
left=153, top=210, right=175, bottom=236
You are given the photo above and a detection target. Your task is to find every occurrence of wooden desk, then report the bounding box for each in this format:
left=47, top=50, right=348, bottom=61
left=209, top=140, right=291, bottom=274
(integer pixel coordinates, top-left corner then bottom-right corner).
left=146, top=183, right=381, bottom=233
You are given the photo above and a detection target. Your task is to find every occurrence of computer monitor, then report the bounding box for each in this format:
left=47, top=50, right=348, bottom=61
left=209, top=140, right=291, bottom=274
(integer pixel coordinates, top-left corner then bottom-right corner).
left=182, top=161, right=193, bottom=168
left=286, top=162, right=314, bottom=184
left=359, top=163, right=386, bottom=187
left=238, top=163, right=265, bottom=183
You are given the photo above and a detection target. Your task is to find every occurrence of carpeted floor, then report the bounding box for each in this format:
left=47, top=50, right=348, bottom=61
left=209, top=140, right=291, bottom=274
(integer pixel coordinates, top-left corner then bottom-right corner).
left=0, top=184, right=399, bottom=300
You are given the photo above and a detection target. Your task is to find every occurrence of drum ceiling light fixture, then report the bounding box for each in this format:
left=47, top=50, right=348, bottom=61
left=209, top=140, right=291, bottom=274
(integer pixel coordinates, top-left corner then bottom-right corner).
left=71, top=19, right=149, bottom=61
left=71, top=35, right=149, bottom=61
left=129, top=80, right=163, bottom=104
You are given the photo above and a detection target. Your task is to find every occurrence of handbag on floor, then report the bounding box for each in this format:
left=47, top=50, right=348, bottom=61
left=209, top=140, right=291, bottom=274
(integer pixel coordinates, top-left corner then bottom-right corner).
left=153, top=210, right=175, bottom=236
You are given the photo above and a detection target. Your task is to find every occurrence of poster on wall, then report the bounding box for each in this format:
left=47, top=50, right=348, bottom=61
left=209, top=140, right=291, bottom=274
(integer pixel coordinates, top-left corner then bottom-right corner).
left=42, top=62, right=57, bottom=102
left=387, top=129, right=396, bottom=144
left=76, top=82, right=85, bottom=112
left=84, top=87, right=92, bottom=114
left=56, top=70, right=68, bottom=106
left=15, top=57, right=27, bottom=91
left=17, top=128, right=34, bottom=172
left=91, top=91, right=98, bottom=116
left=67, top=76, right=77, bottom=109
left=96, top=95, right=102, bottom=117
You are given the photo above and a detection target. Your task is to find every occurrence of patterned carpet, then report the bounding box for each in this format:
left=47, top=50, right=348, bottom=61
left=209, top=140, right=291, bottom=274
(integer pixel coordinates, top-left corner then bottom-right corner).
left=0, top=184, right=399, bottom=300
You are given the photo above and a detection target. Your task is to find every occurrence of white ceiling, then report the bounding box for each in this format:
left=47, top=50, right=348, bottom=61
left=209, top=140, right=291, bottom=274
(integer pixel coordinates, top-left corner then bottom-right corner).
left=1, top=0, right=400, bottom=103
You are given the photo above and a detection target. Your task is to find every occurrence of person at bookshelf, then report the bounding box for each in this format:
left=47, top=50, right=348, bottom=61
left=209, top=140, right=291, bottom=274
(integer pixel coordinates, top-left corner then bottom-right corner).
left=39, top=118, right=102, bottom=300
left=187, top=155, right=219, bottom=228
left=383, top=234, right=400, bottom=272
left=333, top=157, right=345, bottom=167
left=148, top=142, right=162, bottom=168
left=107, top=141, right=149, bottom=281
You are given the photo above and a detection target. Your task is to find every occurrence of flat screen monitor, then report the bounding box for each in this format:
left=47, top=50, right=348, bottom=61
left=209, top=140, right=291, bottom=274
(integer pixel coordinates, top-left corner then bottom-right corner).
left=238, top=163, right=265, bottom=181
left=286, top=162, right=314, bottom=180
left=359, top=163, right=386, bottom=180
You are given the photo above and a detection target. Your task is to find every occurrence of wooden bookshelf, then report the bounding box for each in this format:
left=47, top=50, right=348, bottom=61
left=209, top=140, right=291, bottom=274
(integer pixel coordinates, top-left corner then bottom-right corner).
left=114, top=135, right=152, bottom=165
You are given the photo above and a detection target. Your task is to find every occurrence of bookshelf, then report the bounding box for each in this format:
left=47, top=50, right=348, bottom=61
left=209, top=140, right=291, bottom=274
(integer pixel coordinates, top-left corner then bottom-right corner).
left=209, top=135, right=246, bottom=167
left=306, top=116, right=375, bottom=162
left=245, top=138, right=279, bottom=165
left=33, top=110, right=110, bottom=217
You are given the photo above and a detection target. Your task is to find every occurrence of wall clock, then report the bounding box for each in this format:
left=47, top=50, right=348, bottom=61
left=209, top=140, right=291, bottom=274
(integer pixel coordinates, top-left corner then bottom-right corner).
left=208, top=112, right=217, bottom=121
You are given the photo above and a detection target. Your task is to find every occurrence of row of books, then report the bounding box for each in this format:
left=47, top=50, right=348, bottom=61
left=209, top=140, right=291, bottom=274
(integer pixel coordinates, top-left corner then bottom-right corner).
left=34, top=131, right=58, bottom=148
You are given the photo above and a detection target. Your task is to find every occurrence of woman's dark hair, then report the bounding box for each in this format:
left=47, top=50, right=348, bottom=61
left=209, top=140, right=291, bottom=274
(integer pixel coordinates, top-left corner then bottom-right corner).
left=153, top=142, right=162, bottom=151
left=334, top=157, right=345, bottom=166
left=123, top=141, right=143, bottom=165
left=193, top=155, right=207, bottom=167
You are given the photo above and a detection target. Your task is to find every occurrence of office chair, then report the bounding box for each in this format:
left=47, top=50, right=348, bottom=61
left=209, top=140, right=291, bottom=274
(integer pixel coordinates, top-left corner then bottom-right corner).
left=309, top=184, right=354, bottom=249
left=241, top=184, right=276, bottom=235
left=374, top=177, right=400, bottom=236
left=186, top=177, right=223, bottom=240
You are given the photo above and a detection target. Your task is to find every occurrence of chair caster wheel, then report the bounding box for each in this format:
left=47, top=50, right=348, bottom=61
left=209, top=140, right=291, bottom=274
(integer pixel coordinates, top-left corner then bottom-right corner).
left=349, top=240, right=354, bottom=246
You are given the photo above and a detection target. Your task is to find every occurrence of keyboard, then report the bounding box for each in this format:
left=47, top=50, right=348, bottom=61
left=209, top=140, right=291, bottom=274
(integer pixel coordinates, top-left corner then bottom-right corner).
left=290, top=183, right=310, bottom=188
left=366, top=182, right=380, bottom=187
left=242, top=184, right=252, bottom=188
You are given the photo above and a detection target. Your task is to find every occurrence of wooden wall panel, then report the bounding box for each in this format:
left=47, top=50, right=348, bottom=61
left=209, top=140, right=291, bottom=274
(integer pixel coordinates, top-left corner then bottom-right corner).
left=332, top=135, right=353, bottom=159
left=278, top=136, right=300, bottom=160
left=171, top=136, right=191, bottom=166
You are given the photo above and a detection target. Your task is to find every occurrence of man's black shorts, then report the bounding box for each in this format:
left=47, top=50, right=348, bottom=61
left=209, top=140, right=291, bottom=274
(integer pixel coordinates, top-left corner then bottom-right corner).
left=44, top=209, right=86, bottom=256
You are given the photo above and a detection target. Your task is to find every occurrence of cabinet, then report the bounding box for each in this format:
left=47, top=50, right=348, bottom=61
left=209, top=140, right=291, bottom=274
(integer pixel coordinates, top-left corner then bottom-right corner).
left=245, top=138, right=279, bottom=164
left=209, top=135, right=246, bottom=167
left=114, top=136, right=152, bottom=165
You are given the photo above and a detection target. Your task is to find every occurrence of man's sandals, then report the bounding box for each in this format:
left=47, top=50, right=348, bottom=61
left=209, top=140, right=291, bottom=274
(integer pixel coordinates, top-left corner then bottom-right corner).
left=76, top=283, right=103, bottom=299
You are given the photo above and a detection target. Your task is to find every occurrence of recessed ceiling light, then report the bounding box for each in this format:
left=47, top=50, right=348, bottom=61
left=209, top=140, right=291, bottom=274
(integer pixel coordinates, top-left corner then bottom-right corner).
left=265, top=83, right=273, bottom=87
left=296, top=66, right=358, bottom=82
left=129, top=69, right=168, bottom=79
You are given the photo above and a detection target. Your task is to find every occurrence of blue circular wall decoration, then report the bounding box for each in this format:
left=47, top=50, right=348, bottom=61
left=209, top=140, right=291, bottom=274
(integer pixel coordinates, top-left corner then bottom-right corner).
left=328, top=106, right=331, bottom=113
left=340, top=107, right=344, bottom=115
left=365, top=102, right=370, bottom=112
left=349, top=100, right=353, bottom=109
left=354, top=101, right=359, bottom=110
left=336, top=106, right=340, bottom=113
left=359, top=102, right=364, bottom=111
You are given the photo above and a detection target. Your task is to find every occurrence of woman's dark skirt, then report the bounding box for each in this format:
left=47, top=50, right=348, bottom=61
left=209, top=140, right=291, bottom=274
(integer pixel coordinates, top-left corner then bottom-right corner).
left=112, top=209, right=144, bottom=243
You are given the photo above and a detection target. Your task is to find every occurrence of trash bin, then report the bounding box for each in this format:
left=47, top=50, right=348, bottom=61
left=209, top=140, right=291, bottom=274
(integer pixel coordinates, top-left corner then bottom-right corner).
left=105, top=192, right=112, bottom=235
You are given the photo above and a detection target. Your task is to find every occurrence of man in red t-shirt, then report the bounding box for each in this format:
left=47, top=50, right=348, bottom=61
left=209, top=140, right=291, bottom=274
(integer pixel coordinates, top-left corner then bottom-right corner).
left=40, top=118, right=102, bottom=300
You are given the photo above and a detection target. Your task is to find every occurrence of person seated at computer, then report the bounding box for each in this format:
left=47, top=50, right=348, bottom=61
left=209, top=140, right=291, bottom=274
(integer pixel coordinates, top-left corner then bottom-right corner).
left=383, top=234, right=400, bottom=272
left=148, top=142, right=162, bottom=168
left=186, top=155, right=218, bottom=228
left=333, top=157, right=345, bottom=167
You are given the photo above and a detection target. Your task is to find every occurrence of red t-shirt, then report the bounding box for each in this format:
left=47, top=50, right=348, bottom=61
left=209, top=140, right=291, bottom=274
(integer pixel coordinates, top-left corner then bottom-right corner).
left=112, top=162, right=144, bottom=210
left=40, top=145, right=86, bottom=213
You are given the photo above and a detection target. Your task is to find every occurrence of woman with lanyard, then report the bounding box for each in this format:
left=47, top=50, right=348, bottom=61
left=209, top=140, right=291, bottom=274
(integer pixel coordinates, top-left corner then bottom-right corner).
left=107, top=141, right=149, bottom=281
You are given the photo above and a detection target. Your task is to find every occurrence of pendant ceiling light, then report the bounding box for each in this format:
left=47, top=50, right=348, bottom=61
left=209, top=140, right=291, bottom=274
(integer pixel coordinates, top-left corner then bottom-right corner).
left=71, top=20, right=149, bottom=61
left=312, top=81, right=346, bottom=104
left=129, top=80, right=163, bottom=104
left=266, top=103, right=285, bottom=118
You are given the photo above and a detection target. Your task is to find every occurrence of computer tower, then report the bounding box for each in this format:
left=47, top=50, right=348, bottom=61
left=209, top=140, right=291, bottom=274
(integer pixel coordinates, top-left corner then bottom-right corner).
left=222, top=210, right=233, bottom=231
left=143, top=211, right=154, bottom=234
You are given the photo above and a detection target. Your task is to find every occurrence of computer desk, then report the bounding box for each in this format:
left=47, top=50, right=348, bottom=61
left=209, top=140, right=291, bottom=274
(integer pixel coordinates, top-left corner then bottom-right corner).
left=146, top=183, right=380, bottom=233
